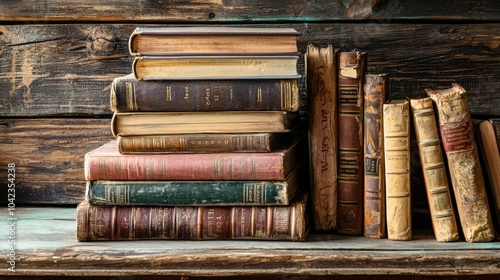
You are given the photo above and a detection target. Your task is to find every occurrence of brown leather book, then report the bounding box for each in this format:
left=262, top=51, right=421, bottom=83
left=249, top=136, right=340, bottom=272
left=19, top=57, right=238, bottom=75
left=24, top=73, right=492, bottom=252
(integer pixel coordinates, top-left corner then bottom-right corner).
left=337, top=51, right=366, bottom=235
left=427, top=84, right=494, bottom=242
left=410, top=97, right=459, bottom=242
left=306, top=43, right=338, bottom=231
left=76, top=193, right=308, bottom=241
left=363, top=74, right=388, bottom=238
left=383, top=100, right=412, bottom=241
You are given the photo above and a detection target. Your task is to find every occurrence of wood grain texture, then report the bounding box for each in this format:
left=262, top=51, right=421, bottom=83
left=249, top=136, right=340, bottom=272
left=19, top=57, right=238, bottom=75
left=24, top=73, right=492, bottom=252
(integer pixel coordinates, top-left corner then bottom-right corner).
left=1, top=23, right=499, bottom=117
left=0, top=0, right=498, bottom=22
left=0, top=118, right=112, bottom=204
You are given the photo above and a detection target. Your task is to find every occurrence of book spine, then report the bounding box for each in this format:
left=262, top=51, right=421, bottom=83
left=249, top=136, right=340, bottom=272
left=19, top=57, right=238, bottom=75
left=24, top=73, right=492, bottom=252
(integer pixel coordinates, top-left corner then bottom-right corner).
left=363, top=74, right=388, bottom=238
left=76, top=194, right=308, bottom=241
left=110, top=76, right=300, bottom=112
left=410, top=97, right=459, bottom=242
left=383, top=100, right=412, bottom=241
left=306, top=43, right=338, bottom=231
left=337, top=51, right=366, bottom=235
left=117, top=133, right=280, bottom=154
left=427, top=84, right=494, bottom=242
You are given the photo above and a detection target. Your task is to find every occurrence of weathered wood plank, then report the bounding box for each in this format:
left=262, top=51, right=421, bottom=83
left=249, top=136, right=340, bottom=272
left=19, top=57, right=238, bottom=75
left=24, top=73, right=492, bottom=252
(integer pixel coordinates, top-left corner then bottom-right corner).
left=0, top=0, right=498, bottom=22
left=0, top=118, right=112, bottom=204
left=1, top=23, right=499, bottom=117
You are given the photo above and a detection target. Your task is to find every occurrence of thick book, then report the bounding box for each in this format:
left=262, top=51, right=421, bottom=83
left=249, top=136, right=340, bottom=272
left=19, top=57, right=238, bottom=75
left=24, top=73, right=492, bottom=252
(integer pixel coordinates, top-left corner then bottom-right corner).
left=86, top=165, right=301, bottom=206
left=76, top=192, right=309, bottom=241
left=306, top=43, right=338, bottom=231
left=132, top=55, right=301, bottom=80
left=337, top=51, right=366, bottom=235
left=427, top=84, right=494, bottom=242
left=117, top=132, right=286, bottom=154
left=363, top=74, right=388, bottom=239
left=410, top=97, right=460, bottom=242
left=111, top=111, right=297, bottom=136
left=128, top=27, right=300, bottom=56
left=110, top=74, right=300, bottom=112
left=383, top=100, right=412, bottom=241
left=84, top=137, right=306, bottom=181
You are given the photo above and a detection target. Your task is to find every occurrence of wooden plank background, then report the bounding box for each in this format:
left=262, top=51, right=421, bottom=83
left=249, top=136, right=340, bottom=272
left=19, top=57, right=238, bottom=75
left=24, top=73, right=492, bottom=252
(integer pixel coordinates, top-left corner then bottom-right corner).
left=0, top=1, right=499, bottom=204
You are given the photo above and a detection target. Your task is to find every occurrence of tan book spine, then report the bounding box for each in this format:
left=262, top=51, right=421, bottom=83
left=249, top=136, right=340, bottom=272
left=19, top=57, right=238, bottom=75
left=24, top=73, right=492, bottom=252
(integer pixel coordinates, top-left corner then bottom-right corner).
left=383, top=100, right=412, bottom=241
left=410, top=97, right=460, bottom=242
left=427, top=84, right=495, bottom=242
left=363, top=74, right=388, bottom=238
left=306, top=43, right=338, bottom=231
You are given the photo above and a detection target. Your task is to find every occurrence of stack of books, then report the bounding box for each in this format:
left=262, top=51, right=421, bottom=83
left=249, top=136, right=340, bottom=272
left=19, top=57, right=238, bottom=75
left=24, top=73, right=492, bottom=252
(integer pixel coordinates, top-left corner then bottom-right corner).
left=76, top=26, right=309, bottom=241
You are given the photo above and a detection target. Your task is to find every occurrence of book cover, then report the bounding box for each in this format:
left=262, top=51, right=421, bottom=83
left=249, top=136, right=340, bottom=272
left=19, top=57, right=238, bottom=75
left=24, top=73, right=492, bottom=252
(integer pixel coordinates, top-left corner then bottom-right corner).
left=363, top=74, right=388, bottom=239
left=76, top=192, right=309, bottom=241
left=337, top=51, right=366, bottom=235
left=383, top=100, right=412, bottom=241
left=110, top=74, right=300, bottom=112
left=306, top=43, right=338, bottom=231
left=427, top=84, right=494, bottom=242
left=410, top=97, right=460, bottom=242
left=84, top=137, right=306, bottom=181
left=111, top=111, right=297, bottom=136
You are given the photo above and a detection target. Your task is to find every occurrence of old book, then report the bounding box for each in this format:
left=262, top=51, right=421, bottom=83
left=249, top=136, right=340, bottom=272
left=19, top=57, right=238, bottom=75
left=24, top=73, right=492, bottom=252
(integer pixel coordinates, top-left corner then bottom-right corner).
left=128, top=27, right=300, bottom=56
left=477, top=119, right=500, bottom=240
left=306, top=43, right=338, bottom=231
left=427, top=84, right=494, bottom=242
left=110, top=74, right=300, bottom=112
left=111, top=111, right=297, bottom=136
left=337, top=51, right=366, bottom=235
left=383, top=100, right=412, bottom=241
left=76, top=192, right=309, bottom=241
left=410, top=97, right=460, bottom=242
left=132, top=55, right=300, bottom=80
left=87, top=166, right=301, bottom=206
left=363, top=74, right=388, bottom=239
left=117, top=132, right=286, bottom=154
left=84, top=137, right=305, bottom=181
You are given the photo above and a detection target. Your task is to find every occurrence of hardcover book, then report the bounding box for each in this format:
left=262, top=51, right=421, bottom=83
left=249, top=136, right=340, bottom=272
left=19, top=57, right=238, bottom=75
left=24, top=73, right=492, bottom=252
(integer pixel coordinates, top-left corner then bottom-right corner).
left=306, top=43, right=338, bottom=231
left=110, top=74, right=300, bottom=112
left=337, top=51, right=366, bottom=235
left=363, top=74, right=388, bottom=239
left=427, top=84, right=494, bottom=242
left=111, top=111, right=297, bottom=136
left=84, top=137, right=306, bottom=181
left=383, top=100, right=412, bottom=241
left=410, top=97, right=459, bottom=242
left=76, top=192, right=309, bottom=241
left=128, top=27, right=300, bottom=56
left=132, top=55, right=301, bottom=80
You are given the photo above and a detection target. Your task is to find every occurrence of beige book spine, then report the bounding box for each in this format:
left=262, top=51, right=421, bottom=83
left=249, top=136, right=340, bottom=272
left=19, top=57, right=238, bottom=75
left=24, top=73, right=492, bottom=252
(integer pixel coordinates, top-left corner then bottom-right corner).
left=383, top=100, right=412, bottom=241
left=410, top=97, right=460, bottom=242
left=427, top=84, right=494, bottom=242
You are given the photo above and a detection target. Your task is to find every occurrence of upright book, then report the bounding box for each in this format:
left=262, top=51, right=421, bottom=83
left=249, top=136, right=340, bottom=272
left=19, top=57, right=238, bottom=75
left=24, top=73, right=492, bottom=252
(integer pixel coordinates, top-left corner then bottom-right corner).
left=110, top=74, right=300, bottom=112
left=76, top=193, right=309, bottom=241
left=363, top=74, right=388, bottom=239
left=427, top=84, right=494, bottom=242
left=410, top=97, right=459, bottom=242
left=337, top=51, right=366, bottom=235
left=128, top=27, right=300, bottom=56
left=306, top=43, right=338, bottom=231
left=383, top=100, right=412, bottom=241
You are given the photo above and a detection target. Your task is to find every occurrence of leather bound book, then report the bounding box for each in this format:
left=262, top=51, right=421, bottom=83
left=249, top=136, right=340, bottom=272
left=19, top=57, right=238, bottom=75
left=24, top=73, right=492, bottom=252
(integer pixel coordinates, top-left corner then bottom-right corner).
left=383, top=100, right=412, bottom=241
left=410, top=97, right=459, bottom=242
left=306, top=43, right=338, bottom=231
left=76, top=192, right=309, bottom=241
left=110, top=74, right=300, bottom=112
left=337, top=51, right=366, bottom=235
left=363, top=74, right=388, bottom=239
left=427, top=84, right=494, bottom=242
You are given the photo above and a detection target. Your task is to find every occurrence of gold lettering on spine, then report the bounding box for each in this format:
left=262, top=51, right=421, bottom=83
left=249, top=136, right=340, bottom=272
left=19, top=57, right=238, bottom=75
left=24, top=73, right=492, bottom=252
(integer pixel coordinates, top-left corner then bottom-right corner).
left=125, top=81, right=137, bottom=111
left=166, top=86, right=172, bottom=101
left=257, top=86, right=262, bottom=103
